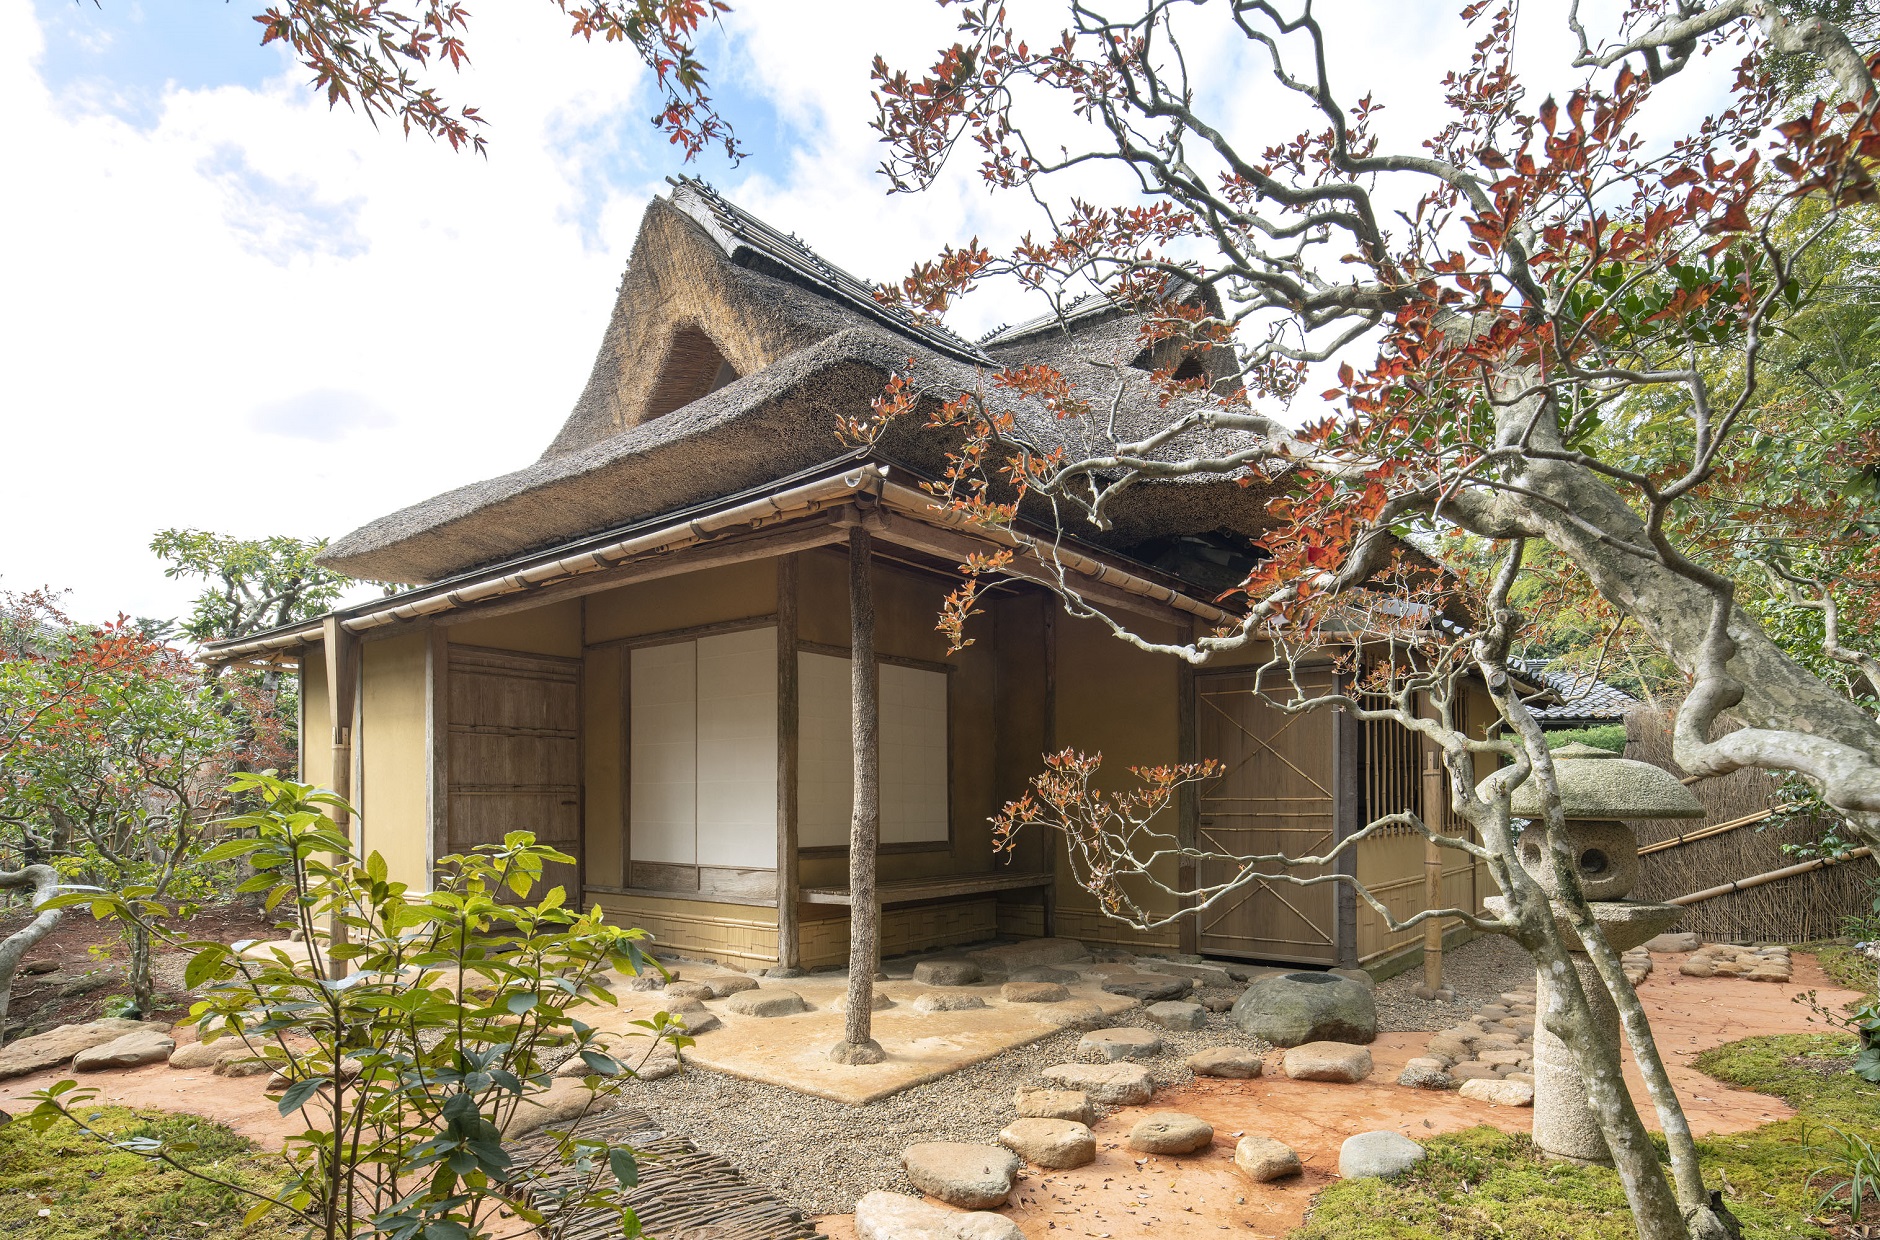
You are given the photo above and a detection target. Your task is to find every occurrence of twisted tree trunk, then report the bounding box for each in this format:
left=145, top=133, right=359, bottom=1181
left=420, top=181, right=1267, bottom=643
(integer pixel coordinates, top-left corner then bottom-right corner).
left=0, top=865, right=63, bottom=1032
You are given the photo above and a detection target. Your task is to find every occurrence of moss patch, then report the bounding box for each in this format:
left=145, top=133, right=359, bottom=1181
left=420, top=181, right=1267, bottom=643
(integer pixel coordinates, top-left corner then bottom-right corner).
left=1806, top=942, right=1878, bottom=997
left=0, top=1106, right=293, bottom=1240
left=1291, top=1033, right=1880, bottom=1239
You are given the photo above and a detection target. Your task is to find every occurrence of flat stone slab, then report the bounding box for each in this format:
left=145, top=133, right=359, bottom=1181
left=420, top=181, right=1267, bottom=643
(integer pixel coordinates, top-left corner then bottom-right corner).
left=1188, top=1046, right=1263, bottom=1078
left=998, top=1117, right=1096, bottom=1168
left=1136, top=959, right=1236, bottom=988
left=664, top=997, right=722, bottom=1034
left=1144, top=1001, right=1206, bottom=1031
left=1014, top=1087, right=1093, bottom=1123
left=901, top=1142, right=1021, bottom=1209
left=1459, top=1078, right=1535, bottom=1107
left=1078, top=1027, right=1163, bottom=1062
left=913, top=959, right=985, bottom=987
left=1010, top=965, right=1081, bottom=984
left=913, top=992, right=988, bottom=1013
left=725, top=989, right=808, bottom=1018
left=1282, top=1041, right=1373, bottom=1083
left=834, top=991, right=895, bottom=1011
left=169, top=1038, right=259, bottom=1071
left=0, top=1019, right=149, bottom=1080
left=1339, top=1130, right=1426, bottom=1179
left=854, top=1190, right=1023, bottom=1240
left=1040, top=1062, right=1153, bottom=1105
left=1128, top=1111, right=1213, bottom=1154
left=965, top=938, right=1090, bottom=975
left=501, top=1078, right=598, bottom=1140
left=1101, top=975, right=1192, bottom=1003
left=703, top=974, right=760, bottom=998
left=73, top=1028, right=175, bottom=1072
left=1001, top=982, right=1069, bottom=1003
left=1235, top=1135, right=1302, bottom=1182
left=1033, top=1000, right=1107, bottom=1031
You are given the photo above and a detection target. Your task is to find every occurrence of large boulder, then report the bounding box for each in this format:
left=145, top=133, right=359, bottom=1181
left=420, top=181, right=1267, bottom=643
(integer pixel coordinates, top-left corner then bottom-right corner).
left=998, top=1118, right=1096, bottom=1169
left=1230, top=972, right=1376, bottom=1046
left=72, top=1027, right=175, bottom=1072
left=854, top=1191, right=1023, bottom=1240
left=1338, top=1131, right=1426, bottom=1180
left=0, top=1019, right=148, bottom=1080
left=1040, top=1062, right=1154, bottom=1106
left=901, top=1143, right=1021, bottom=1210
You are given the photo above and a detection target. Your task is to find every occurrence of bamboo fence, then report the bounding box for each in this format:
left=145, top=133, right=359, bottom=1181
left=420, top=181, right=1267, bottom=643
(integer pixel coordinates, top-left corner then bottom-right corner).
left=1625, top=708, right=1877, bottom=943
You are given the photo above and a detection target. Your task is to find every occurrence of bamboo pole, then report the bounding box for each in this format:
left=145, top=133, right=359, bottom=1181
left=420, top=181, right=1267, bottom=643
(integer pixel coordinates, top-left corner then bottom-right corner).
left=1669, top=846, right=1873, bottom=907
left=1636, top=808, right=1776, bottom=856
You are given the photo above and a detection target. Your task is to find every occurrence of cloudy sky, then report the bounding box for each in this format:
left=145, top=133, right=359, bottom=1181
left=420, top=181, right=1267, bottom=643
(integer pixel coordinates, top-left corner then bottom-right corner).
left=0, top=0, right=1727, bottom=627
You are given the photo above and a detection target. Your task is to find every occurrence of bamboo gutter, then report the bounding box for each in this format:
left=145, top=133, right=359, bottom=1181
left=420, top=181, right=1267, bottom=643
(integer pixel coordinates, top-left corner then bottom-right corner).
left=1668, top=845, right=1874, bottom=907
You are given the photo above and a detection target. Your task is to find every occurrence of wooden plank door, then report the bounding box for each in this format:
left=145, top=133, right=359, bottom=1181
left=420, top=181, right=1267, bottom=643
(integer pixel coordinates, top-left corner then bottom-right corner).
left=1195, top=668, right=1339, bottom=964
left=446, top=646, right=582, bottom=901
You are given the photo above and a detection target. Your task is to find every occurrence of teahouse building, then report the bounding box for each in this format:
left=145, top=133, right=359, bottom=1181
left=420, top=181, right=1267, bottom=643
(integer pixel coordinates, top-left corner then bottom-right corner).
left=206, top=181, right=1496, bottom=973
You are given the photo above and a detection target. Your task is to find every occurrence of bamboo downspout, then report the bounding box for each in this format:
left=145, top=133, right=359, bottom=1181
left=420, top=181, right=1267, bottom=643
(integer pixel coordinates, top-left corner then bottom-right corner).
left=1668, top=846, right=1874, bottom=907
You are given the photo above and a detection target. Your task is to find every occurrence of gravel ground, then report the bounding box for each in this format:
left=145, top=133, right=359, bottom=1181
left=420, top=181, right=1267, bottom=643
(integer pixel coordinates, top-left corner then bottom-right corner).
left=624, top=997, right=1267, bottom=1217
left=1373, top=933, right=1536, bottom=1032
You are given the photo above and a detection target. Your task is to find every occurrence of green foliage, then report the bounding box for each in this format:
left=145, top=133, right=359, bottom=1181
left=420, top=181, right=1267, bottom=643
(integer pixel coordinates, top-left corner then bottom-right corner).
left=1545, top=725, right=1627, bottom=753
left=0, top=1105, right=295, bottom=1240
left=150, top=529, right=346, bottom=644
left=29, top=774, right=687, bottom=1240
left=1296, top=1032, right=1880, bottom=1239
left=1811, top=1125, right=1880, bottom=1222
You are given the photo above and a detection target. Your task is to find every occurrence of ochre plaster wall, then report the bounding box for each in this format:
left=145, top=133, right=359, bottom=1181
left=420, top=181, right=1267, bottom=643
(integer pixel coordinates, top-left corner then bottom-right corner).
left=300, top=647, right=332, bottom=794
left=447, top=598, right=583, bottom=658
left=584, top=645, right=625, bottom=890
left=585, top=560, right=776, bottom=644
left=358, top=631, right=430, bottom=892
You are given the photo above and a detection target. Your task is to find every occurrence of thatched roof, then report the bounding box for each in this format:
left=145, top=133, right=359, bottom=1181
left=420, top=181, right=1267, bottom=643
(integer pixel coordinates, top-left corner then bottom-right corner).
left=320, top=179, right=1277, bottom=585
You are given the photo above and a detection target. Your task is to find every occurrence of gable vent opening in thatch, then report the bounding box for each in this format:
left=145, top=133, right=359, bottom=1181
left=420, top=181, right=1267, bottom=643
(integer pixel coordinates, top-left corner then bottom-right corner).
left=645, top=326, right=740, bottom=421
left=1130, top=343, right=1209, bottom=385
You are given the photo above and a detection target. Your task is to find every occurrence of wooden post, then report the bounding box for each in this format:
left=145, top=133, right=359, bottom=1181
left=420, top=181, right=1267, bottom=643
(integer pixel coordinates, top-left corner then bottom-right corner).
left=426, top=627, right=450, bottom=890
left=1176, top=622, right=1199, bottom=957
left=832, top=525, right=886, bottom=1063
left=1041, top=602, right=1058, bottom=938
left=321, top=616, right=358, bottom=982
left=1331, top=667, right=1360, bottom=969
left=775, top=554, right=803, bottom=974
left=1416, top=744, right=1455, bottom=999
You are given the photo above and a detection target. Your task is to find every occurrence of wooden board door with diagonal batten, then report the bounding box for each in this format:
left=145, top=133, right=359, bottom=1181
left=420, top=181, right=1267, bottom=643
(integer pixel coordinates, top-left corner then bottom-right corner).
left=446, top=645, right=583, bottom=901
left=1194, top=667, right=1339, bottom=964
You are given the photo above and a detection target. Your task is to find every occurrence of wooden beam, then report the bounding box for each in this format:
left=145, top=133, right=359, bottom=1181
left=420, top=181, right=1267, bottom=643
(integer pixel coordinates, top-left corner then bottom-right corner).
left=432, top=519, right=848, bottom=631
left=775, top=554, right=802, bottom=973
left=869, top=517, right=1198, bottom=629
left=836, top=524, right=885, bottom=1062
left=801, top=871, right=1055, bottom=906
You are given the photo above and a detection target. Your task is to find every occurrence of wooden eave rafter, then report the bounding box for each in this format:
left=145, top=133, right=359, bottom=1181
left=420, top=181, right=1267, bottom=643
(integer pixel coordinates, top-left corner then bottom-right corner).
left=201, top=464, right=1235, bottom=666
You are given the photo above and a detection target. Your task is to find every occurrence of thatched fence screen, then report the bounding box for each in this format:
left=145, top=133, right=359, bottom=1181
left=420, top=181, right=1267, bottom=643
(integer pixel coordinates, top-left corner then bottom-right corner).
left=1625, top=708, right=1876, bottom=944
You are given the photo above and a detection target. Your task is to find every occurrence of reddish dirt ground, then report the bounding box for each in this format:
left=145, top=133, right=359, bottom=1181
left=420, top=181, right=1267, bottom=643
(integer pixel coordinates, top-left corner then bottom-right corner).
left=0, top=951, right=1859, bottom=1239
left=1, top=902, right=280, bottom=1033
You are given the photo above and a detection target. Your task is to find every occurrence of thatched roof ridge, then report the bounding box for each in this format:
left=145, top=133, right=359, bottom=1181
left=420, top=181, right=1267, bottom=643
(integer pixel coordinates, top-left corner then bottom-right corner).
left=320, top=183, right=1277, bottom=585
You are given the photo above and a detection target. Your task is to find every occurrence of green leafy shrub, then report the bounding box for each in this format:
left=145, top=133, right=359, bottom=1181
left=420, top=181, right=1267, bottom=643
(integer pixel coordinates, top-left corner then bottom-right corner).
left=1544, top=724, right=1628, bottom=753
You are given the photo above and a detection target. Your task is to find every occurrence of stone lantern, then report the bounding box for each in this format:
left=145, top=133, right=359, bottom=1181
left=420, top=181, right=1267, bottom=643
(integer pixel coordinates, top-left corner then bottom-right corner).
left=1484, top=742, right=1705, bottom=1165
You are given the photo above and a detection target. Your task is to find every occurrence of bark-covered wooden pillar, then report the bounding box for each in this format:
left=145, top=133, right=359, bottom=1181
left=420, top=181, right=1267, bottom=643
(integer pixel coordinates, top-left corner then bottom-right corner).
left=321, top=615, right=358, bottom=982
left=775, top=554, right=803, bottom=975
left=831, top=524, right=886, bottom=1064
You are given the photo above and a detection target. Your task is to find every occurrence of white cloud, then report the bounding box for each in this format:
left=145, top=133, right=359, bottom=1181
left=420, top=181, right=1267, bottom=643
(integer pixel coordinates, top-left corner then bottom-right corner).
left=248, top=388, right=394, bottom=441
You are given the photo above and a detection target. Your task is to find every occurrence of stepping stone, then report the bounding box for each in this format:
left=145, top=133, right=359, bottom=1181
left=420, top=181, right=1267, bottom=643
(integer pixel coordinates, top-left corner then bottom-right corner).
left=835, top=991, right=895, bottom=1011
left=853, top=1190, right=1023, bottom=1240
left=1013, top=1087, right=1093, bottom=1123
left=1397, top=1058, right=1454, bottom=1090
left=1450, top=1061, right=1504, bottom=1081
left=74, top=1027, right=175, bottom=1071
left=1187, top=1046, right=1263, bottom=1079
left=1144, top=1001, right=1206, bottom=1031
left=914, top=992, right=988, bottom=1013
left=966, top=938, right=1091, bottom=976
left=664, top=981, right=715, bottom=1001
left=1136, top=959, right=1236, bottom=988
left=1079, top=1027, right=1163, bottom=1062
left=500, top=1079, right=599, bottom=1140
left=1644, top=932, right=1700, bottom=953
left=1040, top=1062, right=1154, bottom=1105
left=1002, top=982, right=1070, bottom=1003
left=1424, top=1033, right=1471, bottom=1062
left=1234, top=1135, right=1302, bottom=1182
left=1128, top=1111, right=1214, bottom=1154
left=703, top=974, right=759, bottom=998
left=901, top=1142, right=1021, bottom=1209
left=169, top=1039, right=256, bottom=1071
left=1011, top=965, right=1081, bottom=984
left=624, top=970, right=673, bottom=992
left=913, top=959, right=984, bottom=987
left=664, top=997, right=722, bottom=1033
left=1281, top=1041, right=1373, bottom=1083
left=1459, top=1078, right=1535, bottom=1107
left=0, top=1019, right=149, bottom=1081
left=1231, top=972, right=1376, bottom=1046
left=998, top=1117, right=1096, bottom=1168
left=1199, top=995, right=1238, bottom=1013
left=1102, top=975, right=1192, bottom=1003
left=1339, top=1131, right=1425, bottom=1179
left=1477, top=1048, right=1529, bottom=1068
left=725, top=989, right=807, bottom=1017
left=1033, top=1000, right=1107, bottom=1031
